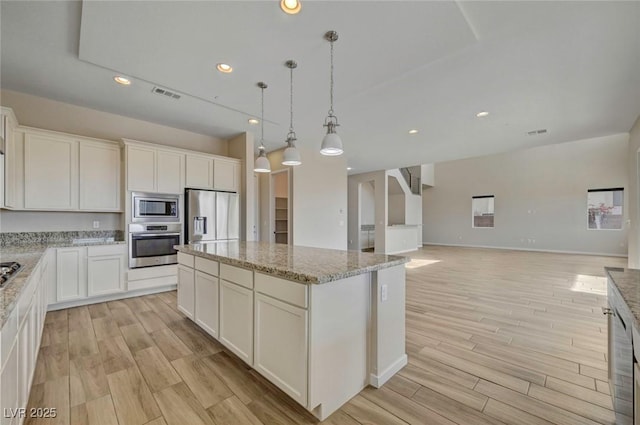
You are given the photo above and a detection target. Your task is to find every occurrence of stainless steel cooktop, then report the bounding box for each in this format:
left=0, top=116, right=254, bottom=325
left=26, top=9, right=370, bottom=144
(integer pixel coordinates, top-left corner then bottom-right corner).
left=0, top=262, right=22, bottom=288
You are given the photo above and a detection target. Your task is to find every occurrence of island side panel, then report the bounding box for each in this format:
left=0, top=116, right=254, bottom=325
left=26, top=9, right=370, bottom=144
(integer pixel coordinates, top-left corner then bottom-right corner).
left=370, top=264, right=407, bottom=387
left=308, top=273, right=370, bottom=421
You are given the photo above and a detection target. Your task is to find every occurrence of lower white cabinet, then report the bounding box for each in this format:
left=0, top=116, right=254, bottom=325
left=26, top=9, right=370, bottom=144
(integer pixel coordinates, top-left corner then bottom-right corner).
left=254, top=293, right=308, bottom=405
left=195, top=271, right=219, bottom=338
left=87, top=254, right=126, bottom=296
left=1, top=342, right=18, bottom=425
left=56, top=247, right=87, bottom=301
left=177, top=265, right=195, bottom=319
left=219, top=279, right=254, bottom=365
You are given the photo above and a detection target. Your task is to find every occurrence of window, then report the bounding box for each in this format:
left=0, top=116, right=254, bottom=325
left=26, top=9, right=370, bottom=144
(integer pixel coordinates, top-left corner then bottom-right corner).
left=588, top=188, right=623, bottom=230
left=472, top=195, right=494, bottom=228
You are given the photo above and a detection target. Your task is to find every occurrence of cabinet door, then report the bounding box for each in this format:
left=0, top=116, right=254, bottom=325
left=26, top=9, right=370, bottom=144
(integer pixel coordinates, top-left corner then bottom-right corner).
left=24, top=132, right=78, bottom=209
left=18, top=300, right=34, bottom=412
left=157, top=150, right=185, bottom=194
left=213, top=159, right=238, bottom=192
left=79, top=141, right=121, bottom=211
left=254, top=293, right=308, bottom=406
left=87, top=255, right=126, bottom=296
left=195, top=271, right=219, bottom=338
left=56, top=247, right=87, bottom=301
left=219, top=279, right=253, bottom=365
left=4, top=128, right=24, bottom=209
left=127, top=145, right=156, bottom=192
left=0, top=342, right=18, bottom=425
left=177, top=265, right=195, bottom=319
left=185, top=155, right=213, bottom=189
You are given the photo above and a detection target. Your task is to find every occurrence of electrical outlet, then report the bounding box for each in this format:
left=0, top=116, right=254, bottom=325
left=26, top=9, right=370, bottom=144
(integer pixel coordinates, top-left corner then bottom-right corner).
left=93, top=221, right=100, bottom=229
left=381, top=284, right=388, bottom=302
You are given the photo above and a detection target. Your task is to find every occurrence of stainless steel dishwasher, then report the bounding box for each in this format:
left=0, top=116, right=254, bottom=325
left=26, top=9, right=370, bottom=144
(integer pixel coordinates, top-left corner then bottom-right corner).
left=606, top=282, right=634, bottom=425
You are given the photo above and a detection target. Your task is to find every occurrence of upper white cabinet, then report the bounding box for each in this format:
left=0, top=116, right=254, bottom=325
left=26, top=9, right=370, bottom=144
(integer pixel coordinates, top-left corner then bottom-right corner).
left=80, top=140, right=121, bottom=211
left=127, top=145, right=156, bottom=192
left=125, top=142, right=186, bottom=194
left=186, top=154, right=213, bottom=189
left=24, top=132, right=79, bottom=210
left=3, top=123, right=122, bottom=212
left=214, top=158, right=239, bottom=192
left=157, top=150, right=184, bottom=194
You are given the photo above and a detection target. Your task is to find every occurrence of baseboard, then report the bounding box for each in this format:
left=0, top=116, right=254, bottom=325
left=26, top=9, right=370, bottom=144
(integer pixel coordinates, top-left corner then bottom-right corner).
left=422, top=242, right=627, bottom=258
left=47, top=284, right=177, bottom=311
left=387, top=248, right=419, bottom=255
left=369, top=354, right=408, bottom=388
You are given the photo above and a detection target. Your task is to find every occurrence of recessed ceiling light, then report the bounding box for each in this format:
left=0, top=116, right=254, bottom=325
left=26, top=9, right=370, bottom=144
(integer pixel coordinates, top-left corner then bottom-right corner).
left=476, top=111, right=490, bottom=118
left=408, top=129, right=419, bottom=134
left=217, top=63, right=233, bottom=73
left=248, top=118, right=259, bottom=125
left=280, top=0, right=301, bottom=14
left=346, top=167, right=352, bottom=171
left=113, top=76, right=131, bottom=86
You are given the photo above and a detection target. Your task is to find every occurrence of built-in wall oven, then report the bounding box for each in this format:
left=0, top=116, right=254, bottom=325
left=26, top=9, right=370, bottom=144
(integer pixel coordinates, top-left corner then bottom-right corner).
left=129, top=223, right=181, bottom=268
left=132, top=192, right=180, bottom=223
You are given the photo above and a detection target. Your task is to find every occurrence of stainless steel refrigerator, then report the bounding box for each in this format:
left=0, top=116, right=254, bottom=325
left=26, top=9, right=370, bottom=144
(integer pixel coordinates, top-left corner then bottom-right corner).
left=185, top=189, right=240, bottom=243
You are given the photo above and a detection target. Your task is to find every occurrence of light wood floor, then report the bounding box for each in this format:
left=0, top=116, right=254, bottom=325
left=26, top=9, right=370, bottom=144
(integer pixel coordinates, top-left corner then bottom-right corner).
left=26, top=246, right=627, bottom=425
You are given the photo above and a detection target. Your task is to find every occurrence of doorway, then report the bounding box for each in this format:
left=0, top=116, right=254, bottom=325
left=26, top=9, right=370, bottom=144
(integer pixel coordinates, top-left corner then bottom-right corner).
left=359, top=180, right=375, bottom=252
left=271, top=169, right=290, bottom=244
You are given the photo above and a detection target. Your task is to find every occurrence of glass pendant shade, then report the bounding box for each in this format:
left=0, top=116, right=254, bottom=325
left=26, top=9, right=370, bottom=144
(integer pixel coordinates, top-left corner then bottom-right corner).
left=320, top=132, right=343, bottom=156
left=282, top=139, right=301, bottom=166
left=254, top=149, right=271, bottom=173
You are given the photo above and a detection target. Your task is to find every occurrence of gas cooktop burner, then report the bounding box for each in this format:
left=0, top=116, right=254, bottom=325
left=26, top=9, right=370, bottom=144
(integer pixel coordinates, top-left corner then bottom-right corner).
left=0, top=262, right=22, bottom=288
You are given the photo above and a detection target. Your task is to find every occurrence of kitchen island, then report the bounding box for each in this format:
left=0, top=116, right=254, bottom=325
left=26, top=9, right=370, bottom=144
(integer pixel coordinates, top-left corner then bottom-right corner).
left=174, top=241, right=409, bottom=420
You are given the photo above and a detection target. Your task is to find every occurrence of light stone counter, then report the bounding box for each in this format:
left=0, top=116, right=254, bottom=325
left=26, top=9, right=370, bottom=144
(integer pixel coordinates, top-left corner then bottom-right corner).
left=174, top=241, right=409, bottom=284
left=0, top=239, right=126, bottom=328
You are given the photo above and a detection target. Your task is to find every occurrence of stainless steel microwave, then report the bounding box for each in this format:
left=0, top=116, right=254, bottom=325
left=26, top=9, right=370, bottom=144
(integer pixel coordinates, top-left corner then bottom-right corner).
left=132, top=192, right=180, bottom=223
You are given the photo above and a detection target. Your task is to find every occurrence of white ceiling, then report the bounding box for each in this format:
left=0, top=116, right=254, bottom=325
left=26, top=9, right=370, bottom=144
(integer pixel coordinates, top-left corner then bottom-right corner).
left=2, top=1, right=639, bottom=174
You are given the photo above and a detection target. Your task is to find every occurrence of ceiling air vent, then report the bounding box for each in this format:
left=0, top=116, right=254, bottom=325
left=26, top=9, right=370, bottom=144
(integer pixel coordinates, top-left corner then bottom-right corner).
left=151, top=86, right=181, bottom=100
left=527, top=128, right=547, bottom=136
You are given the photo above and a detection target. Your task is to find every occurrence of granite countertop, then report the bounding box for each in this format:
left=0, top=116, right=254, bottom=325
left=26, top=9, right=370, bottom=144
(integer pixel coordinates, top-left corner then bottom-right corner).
left=0, top=239, right=126, bottom=329
left=175, top=241, right=409, bottom=284
left=606, top=267, right=640, bottom=326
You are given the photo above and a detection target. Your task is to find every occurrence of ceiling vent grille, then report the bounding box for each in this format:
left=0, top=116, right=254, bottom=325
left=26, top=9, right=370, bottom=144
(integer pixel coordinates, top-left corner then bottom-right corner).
left=151, top=86, right=181, bottom=100
left=527, top=129, right=547, bottom=136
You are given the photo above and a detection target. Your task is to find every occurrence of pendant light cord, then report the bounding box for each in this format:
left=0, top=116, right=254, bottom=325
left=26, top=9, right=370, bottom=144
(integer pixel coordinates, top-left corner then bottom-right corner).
left=260, top=85, right=265, bottom=149
left=329, top=38, right=334, bottom=117
left=289, top=65, right=294, bottom=133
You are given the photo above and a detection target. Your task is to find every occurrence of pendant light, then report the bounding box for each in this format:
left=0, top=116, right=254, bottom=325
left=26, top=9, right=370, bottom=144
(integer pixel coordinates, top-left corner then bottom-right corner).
left=320, top=30, right=343, bottom=156
left=282, top=60, right=302, bottom=166
left=254, top=82, right=271, bottom=173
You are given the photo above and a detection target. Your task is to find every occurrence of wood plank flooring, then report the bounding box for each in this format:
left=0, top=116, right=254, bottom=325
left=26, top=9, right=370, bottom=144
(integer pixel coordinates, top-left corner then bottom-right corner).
left=26, top=246, right=626, bottom=424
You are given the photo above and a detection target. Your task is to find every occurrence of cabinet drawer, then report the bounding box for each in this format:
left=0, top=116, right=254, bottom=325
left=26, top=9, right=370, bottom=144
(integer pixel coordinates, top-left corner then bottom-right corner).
left=255, top=273, right=307, bottom=308
left=195, top=257, right=219, bottom=277
left=177, top=252, right=194, bottom=268
left=87, top=244, right=126, bottom=257
left=220, top=264, right=253, bottom=289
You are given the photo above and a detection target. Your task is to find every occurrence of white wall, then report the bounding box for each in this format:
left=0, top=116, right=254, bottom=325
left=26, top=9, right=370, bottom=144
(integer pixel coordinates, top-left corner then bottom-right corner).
left=388, top=194, right=406, bottom=225
left=628, top=116, right=640, bottom=267
left=360, top=181, right=375, bottom=225
left=273, top=172, right=288, bottom=198
left=228, top=132, right=256, bottom=241
left=292, top=145, right=347, bottom=250
left=423, top=134, right=629, bottom=256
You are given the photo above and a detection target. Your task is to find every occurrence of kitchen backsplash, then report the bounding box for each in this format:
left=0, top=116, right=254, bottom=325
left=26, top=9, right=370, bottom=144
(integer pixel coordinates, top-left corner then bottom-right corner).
left=0, top=230, right=125, bottom=247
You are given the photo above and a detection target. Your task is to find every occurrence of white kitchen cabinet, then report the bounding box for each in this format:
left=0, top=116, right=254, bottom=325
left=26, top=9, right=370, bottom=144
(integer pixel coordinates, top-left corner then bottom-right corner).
left=1, top=341, right=18, bottom=425
left=87, top=253, right=126, bottom=297
left=17, top=297, right=35, bottom=413
left=177, top=265, right=195, bottom=319
left=79, top=140, right=121, bottom=211
left=254, top=293, right=308, bottom=405
left=1, top=107, right=18, bottom=209
left=195, top=271, right=219, bottom=338
left=127, top=145, right=156, bottom=192
left=185, top=154, right=213, bottom=189
left=4, top=127, right=24, bottom=209
left=24, top=132, right=78, bottom=210
left=213, top=158, right=238, bottom=192
left=56, top=247, right=87, bottom=301
left=219, top=279, right=253, bottom=365
left=157, top=150, right=185, bottom=194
